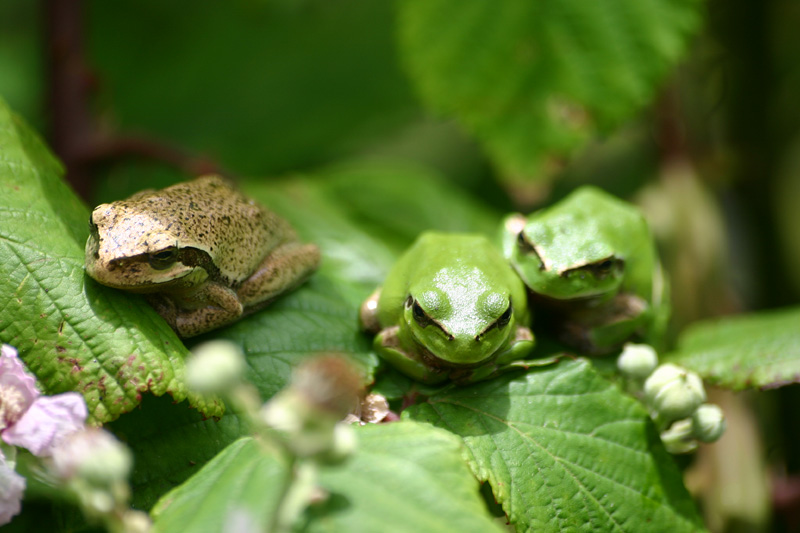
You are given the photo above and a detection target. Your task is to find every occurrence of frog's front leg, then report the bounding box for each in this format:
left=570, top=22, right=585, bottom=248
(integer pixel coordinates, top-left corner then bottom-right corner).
left=149, top=283, right=243, bottom=337
left=498, top=325, right=536, bottom=363
left=237, top=242, right=321, bottom=308
left=359, top=287, right=382, bottom=333
left=374, top=326, right=449, bottom=385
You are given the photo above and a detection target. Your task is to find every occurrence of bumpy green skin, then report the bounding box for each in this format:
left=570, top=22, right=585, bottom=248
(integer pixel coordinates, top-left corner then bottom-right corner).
left=85, top=175, right=320, bottom=337
left=360, top=232, right=535, bottom=385
left=501, top=186, right=668, bottom=354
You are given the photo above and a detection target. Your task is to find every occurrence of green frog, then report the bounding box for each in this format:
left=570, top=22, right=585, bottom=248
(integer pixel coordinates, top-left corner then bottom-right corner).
left=360, top=232, right=534, bottom=384
left=501, top=186, right=668, bottom=354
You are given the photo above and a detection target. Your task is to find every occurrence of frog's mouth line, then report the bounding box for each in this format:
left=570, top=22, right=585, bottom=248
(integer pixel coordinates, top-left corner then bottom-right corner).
left=86, top=257, right=197, bottom=292
left=413, top=338, right=499, bottom=371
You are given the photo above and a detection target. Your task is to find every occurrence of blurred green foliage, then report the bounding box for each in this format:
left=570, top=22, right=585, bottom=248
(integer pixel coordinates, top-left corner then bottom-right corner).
left=2, top=0, right=800, bottom=531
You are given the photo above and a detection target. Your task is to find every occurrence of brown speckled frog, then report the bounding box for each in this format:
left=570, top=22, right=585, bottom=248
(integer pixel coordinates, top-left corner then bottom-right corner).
left=85, top=175, right=320, bottom=337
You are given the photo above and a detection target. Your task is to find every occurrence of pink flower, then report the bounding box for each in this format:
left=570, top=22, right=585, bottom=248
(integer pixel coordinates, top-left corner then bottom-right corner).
left=0, top=345, right=39, bottom=431
left=0, top=345, right=88, bottom=457
left=0, top=450, right=25, bottom=525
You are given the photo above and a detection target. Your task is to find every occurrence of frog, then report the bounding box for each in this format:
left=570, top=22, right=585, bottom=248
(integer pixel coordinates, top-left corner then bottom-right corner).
left=359, top=232, right=535, bottom=385
left=85, top=175, right=321, bottom=338
left=500, top=185, right=668, bottom=355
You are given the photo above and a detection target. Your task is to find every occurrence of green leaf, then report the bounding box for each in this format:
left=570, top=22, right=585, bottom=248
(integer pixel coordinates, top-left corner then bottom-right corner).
left=106, top=395, right=245, bottom=511
left=667, top=306, right=800, bottom=390
left=151, top=423, right=505, bottom=533
left=317, top=160, right=502, bottom=253
left=198, top=276, right=380, bottom=402
left=397, top=0, right=704, bottom=189
left=404, top=359, right=705, bottom=532
left=150, top=437, right=287, bottom=533
left=0, top=97, right=222, bottom=424
left=304, top=422, right=506, bottom=533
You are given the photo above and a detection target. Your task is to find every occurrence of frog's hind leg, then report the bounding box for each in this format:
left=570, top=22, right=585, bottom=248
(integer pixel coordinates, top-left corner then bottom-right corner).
left=237, top=241, right=321, bottom=309
left=148, top=285, right=244, bottom=338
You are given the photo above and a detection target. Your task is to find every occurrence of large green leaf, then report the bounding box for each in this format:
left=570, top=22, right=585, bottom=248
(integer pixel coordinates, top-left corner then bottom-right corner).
left=397, top=0, right=704, bottom=191
left=150, top=422, right=506, bottom=533
left=149, top=437, right=287, bottom=533
left=405, top=359, right=705, bottom=532
left=667, top=306, right=800, bottom=390
left=0, top=97, right=222, bottom=424
left=316, top=160, right=502, bottom=253
left=107, top=394, right=244, bottom=511
left=303, top=422, right=506, bottom=533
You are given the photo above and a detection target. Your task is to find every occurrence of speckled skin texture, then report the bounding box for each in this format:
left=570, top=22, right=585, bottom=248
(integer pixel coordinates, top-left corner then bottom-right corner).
left=85, top=175, right=320, bottom=337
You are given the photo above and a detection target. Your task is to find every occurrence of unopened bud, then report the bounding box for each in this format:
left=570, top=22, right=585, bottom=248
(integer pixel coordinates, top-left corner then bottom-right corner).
left=617, top=343, right=658, bottom=380
left=660, top=419, right=697, bottom=454
left=186, top=341, right=246, bottom=394
left=644, top=364, right=706, bottom=422
left=315, top=424, right=357, bottom=465
left=692, top=404, right=726, bottom=443
left=121, top=509, right=153, bottom=533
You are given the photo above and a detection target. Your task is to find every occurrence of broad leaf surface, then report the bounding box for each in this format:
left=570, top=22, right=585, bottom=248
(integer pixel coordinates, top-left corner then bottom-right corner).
left=405, top=359, right=705, bottom=532
left=151, top=422, right=506, bottom=533
left=107, top=394, right=246, bottom=510
left=303, top=422, right=506, bottom=533
left=667, top=306, right=800, bottom=390
left=0, top=98, right=222, bottom=424
left=317, top=160, right=502, bottom=253
left=149, top=437, right=287, bottom=533
left=397, top=0, right=703, bottom=190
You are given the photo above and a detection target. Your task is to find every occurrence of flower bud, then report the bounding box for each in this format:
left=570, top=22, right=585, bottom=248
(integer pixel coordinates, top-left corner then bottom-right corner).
left=315, top=424, right=357, bottom=465
left=659, top=419, right=697, bottom=454
left=617, top=343, right=658, bottom=380
left=121, top=509, right=153, bottom=533
left=186, top=341, right=246, bottom=394
left=691, top=403, right=726, bottom=443
left=644, top=364, right=706, bottom=422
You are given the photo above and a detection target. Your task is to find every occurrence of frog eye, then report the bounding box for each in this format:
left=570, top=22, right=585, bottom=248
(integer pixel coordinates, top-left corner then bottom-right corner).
left=516, top=233, right=545, bottom=270
left=496, top=302, right=513, bottom=328
left=587, top=257, right=624, bottom=280
left=516, top=231, right=533, bottom=252
left=411, top=300, right=432, bottom=327
left=148, top=247, right=178, bottom=270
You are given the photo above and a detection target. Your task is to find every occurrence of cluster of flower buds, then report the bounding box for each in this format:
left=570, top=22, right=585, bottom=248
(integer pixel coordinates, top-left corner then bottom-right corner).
left=0, top=344, right=148, bottom=531
left=185, top=342, right=385, bottom=532
left=617, top=343, right=726, bottom=454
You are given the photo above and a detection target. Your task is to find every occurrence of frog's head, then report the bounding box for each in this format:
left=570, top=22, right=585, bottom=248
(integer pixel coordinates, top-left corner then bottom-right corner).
left=403, top=275, right=516, bottom=367
left=85, top=203, right=206, bottom=291
left=508, top=214, right=625, bottom=300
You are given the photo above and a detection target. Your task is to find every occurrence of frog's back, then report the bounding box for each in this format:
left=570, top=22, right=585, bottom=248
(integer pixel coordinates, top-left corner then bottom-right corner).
left=132, top=176, right=288, bottom=283
left=534, top=187, right=648, bottom=251
left=530, top=186, right=655, bottom=296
